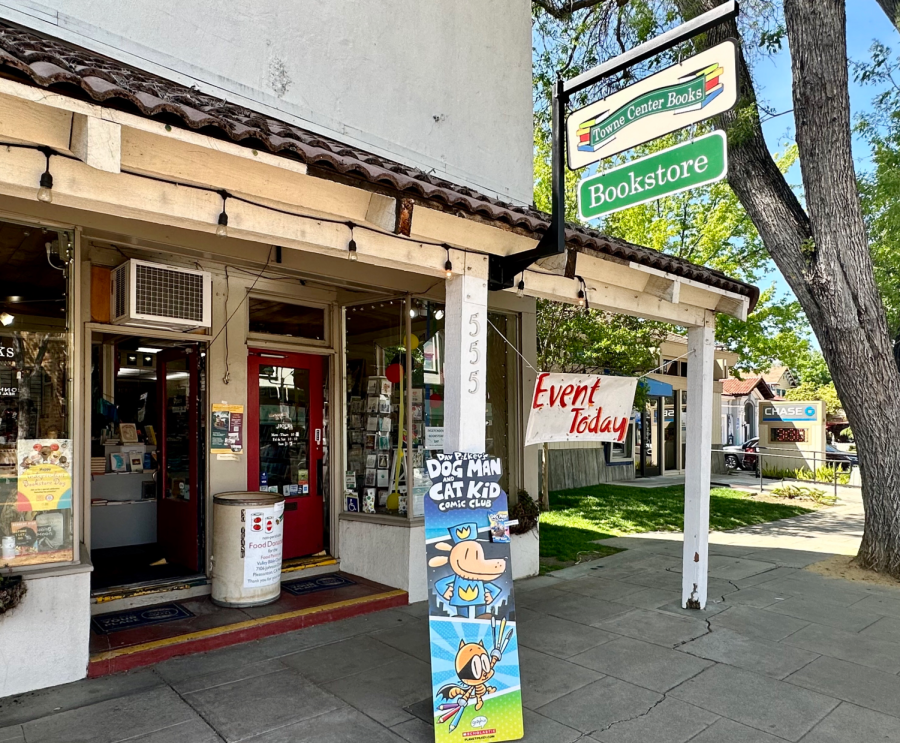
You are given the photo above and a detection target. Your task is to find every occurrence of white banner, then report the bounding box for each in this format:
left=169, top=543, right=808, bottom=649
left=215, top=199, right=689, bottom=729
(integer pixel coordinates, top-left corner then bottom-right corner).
left=525, top=373, right=637, bottom=446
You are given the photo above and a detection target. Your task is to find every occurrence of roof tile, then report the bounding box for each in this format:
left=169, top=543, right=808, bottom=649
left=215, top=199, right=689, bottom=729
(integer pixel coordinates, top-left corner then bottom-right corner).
left=0, top=21, right=758, bottom=307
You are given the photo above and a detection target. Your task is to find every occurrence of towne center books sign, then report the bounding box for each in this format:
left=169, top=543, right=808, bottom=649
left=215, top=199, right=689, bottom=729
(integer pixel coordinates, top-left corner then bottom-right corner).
left=566, top=39, right=737, bottom=168
left=424, top=453, right=523, bottom=742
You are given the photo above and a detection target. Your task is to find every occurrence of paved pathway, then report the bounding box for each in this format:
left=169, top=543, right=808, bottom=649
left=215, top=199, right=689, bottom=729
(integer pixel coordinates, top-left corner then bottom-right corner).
left=2, top=496, right=899, bottom=743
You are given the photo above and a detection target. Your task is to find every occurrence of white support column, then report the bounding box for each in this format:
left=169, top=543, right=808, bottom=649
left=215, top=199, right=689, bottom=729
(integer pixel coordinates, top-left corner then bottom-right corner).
left=443, top=252, right=489, bottom=453
left=682, top=313, right=716, bottom=609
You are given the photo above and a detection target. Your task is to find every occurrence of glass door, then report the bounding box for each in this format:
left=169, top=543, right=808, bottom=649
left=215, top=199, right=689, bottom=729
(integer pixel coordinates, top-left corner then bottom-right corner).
left=247, top=350, right=324, bottom=559
left=157, top=348, right=202, bottom=572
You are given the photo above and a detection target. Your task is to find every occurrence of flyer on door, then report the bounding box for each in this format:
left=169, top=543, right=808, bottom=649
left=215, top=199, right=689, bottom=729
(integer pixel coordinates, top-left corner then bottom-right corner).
left=423, top=452, right=524, bottom=742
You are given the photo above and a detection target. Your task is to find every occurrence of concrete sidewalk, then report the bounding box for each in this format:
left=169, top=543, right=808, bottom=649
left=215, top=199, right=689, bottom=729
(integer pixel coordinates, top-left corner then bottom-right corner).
left=3, top=499, right=899, bottom=742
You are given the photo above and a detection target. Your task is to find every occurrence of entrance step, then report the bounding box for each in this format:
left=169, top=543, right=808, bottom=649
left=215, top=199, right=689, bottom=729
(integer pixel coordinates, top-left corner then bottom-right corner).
left=87, top=572, right=406, bottom=677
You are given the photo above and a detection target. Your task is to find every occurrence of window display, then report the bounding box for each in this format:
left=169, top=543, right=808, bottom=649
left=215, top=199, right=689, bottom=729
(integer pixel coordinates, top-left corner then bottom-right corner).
left=345, top=301, right=407, bottom=515
left=343, top=299, right=521, bottom=518
left=0, top=220, right=73, bottom=567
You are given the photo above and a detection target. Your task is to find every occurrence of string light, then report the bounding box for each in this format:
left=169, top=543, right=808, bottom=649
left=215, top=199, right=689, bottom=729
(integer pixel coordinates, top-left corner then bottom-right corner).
left=4, top=142, right=617, bottom=305
left=37, top=147, right=53, bottom=203
left=216, top=191, right=229, bottom=237
left=347, top=224, right=358, bottom=261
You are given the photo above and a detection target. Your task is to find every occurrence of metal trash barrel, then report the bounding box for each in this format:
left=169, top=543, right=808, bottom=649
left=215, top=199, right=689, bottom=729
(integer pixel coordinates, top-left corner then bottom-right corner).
left=211, top=491, right=285, bottom=607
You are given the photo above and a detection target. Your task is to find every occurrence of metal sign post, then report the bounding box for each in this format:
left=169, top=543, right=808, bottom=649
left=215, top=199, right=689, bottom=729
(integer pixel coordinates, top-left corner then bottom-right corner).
left=487, top=0, right=739, bottom=291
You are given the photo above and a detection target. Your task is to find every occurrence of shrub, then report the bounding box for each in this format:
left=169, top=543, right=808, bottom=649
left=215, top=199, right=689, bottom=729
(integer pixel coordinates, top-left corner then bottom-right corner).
left=771, top=483, right=837, bottom=505
left=510, top=489, right=540, bottom=535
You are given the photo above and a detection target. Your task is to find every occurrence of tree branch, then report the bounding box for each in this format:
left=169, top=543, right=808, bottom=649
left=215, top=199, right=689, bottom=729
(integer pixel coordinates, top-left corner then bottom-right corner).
left=532, top=0, right=614, bottom=20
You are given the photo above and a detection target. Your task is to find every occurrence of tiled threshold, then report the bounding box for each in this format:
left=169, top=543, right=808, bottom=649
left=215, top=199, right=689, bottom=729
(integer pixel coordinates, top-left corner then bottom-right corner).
left=88, top=573, right=407, bottom=677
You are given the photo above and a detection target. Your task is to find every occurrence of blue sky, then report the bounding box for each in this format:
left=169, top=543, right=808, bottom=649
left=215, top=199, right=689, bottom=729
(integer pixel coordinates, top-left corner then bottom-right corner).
left=757, top=0, right=899, bottom=308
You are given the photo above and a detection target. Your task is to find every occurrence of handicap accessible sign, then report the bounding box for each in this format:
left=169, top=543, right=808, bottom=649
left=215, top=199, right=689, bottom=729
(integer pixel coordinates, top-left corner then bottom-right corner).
left=424, top=452, right=524, bottom=742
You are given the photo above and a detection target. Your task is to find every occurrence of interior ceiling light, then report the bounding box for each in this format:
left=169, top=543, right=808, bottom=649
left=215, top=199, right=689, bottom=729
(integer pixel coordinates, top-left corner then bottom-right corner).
left=137, top=347, right=162, bottom=353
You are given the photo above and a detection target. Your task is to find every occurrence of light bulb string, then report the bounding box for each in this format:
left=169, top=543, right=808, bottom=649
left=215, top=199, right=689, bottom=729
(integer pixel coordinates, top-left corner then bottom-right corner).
left=1, top=140, right=615, bottom=305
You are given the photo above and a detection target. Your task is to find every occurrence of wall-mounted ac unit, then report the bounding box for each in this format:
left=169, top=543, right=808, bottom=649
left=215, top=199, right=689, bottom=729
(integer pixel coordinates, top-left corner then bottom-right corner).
left=110, top=259, right=211, bottom=331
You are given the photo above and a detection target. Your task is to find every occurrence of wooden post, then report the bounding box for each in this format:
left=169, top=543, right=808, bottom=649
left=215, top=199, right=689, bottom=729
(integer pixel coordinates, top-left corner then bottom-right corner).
left=682, top=314, right=715, bottom=609
left=443, top=253, right=489, bottom=453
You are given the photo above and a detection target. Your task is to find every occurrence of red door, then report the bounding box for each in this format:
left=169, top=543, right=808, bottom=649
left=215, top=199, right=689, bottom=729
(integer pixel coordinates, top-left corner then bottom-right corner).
left=247, top=350, right=324, bottom=559
left=157, top=348, right=201, bottom=572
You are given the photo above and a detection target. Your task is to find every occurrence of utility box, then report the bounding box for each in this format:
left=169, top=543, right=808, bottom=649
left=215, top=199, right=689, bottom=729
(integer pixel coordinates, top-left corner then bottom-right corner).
left=211, top=491, right=285, bottom=607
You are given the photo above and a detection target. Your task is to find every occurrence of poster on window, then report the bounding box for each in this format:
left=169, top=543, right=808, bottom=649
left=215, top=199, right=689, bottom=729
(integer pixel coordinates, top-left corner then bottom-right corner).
left=16, top=439, right=73, bottom=512
left=525, top=372, right=637, bottom=446
left=424, top=452, right=523, bottom=742
left=211, top=404, right=244, bottom=454
left=243, top=501, right=285, bottom=588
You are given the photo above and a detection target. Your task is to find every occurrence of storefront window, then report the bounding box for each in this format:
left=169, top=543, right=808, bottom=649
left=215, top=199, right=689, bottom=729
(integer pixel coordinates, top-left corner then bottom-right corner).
left=344, top=300, right=406, bottom=516
left=344, top=300, right=521, bottom=516
left=248, top=298, right=326, bottom=341
left=0, top=220, right=73, bottom=568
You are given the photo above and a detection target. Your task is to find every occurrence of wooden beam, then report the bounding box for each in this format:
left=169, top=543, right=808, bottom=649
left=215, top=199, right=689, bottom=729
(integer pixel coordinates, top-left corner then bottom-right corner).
left=682, top=313, right=715, bottom=610
left=515, top=268, right=708, bottom=326
left=643, top=274, right=680, bottom=304
left=364, top=193, right=397, bottom=233
left=444, top=252, right=489, bottom=453
left=71, top=114, right=121, bottom=173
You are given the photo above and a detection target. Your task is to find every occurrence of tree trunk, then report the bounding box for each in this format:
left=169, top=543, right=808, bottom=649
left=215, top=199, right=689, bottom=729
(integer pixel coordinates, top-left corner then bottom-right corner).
left=875, top=0, right=900, bottom=31
left=784, top=0, right=900, bottom=576
left=673, top=0, right=900, bottom=577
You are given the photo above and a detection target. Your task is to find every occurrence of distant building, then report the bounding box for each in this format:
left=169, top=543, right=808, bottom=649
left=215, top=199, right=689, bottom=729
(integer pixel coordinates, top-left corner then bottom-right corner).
left=721, top=376, right=775, bottom=446
left=762, top=366, right=799, bottom=399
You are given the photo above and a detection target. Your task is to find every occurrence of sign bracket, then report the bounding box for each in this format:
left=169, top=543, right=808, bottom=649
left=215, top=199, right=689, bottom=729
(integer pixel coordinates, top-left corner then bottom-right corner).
left=487, top=0, right=739, bottom=292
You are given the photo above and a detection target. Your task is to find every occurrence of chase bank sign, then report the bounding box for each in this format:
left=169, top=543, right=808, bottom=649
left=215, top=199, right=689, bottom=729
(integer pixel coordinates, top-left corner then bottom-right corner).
left=761, top=403, right=819, bottom=423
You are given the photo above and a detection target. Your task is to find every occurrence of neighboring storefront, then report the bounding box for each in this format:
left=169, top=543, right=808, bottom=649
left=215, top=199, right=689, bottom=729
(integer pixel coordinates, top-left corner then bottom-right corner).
left=0, top=23, right=757, bottom=697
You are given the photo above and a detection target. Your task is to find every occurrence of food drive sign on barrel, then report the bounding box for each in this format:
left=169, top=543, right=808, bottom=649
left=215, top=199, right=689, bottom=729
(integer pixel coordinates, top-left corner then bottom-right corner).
left=525, top=373, right=637, bottom=446
left=243, top=501, right=284, bottom=588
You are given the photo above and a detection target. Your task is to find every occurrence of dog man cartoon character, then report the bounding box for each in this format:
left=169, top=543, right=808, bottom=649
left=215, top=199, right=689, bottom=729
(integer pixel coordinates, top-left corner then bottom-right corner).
left=437, top=638, right=500, bottom=713
left=430, top=522, right=506, bottom=618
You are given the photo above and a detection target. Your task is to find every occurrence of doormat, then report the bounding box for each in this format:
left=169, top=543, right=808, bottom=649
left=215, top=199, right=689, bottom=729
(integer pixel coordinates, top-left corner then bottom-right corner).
left=91, top=603, right=195, bottom=635
left=282, top=573, right=356, bottom=597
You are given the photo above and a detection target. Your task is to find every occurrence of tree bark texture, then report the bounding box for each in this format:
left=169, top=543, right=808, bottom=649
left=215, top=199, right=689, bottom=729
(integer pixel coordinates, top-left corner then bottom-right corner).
left=674, top=0, right=900, bottom=577
left=875, top=0, right=900, bottom=32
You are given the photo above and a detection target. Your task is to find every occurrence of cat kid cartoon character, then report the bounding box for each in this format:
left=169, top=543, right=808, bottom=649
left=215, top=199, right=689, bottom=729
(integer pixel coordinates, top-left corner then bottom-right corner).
left=430, top=522, right=506, bottom=618
left=435, top=618, right=514, bottom=732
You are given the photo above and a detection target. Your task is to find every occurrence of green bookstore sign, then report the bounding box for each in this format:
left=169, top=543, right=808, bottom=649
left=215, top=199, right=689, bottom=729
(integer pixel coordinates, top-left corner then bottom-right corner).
left=577, top=131, right=727, bottom=220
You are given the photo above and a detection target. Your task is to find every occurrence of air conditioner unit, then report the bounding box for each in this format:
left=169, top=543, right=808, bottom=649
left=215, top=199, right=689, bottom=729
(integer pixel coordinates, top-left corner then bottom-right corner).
left=110, top=259, right=212, bottom=331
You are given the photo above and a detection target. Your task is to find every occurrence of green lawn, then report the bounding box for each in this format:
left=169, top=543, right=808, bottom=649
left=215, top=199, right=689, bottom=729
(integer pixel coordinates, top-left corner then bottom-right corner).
left=540, top=483, right=813, bottom=569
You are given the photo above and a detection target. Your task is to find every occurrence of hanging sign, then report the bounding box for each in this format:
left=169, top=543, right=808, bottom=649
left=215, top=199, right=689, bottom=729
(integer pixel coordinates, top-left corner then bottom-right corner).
left=525, top=373, right=637, bottom=446
left=578, top=131, right=727, bottom=219
left=211, top=403, right=244, bottom=454
left=566, top=39, right=737, bottom=169
left=424, top=452, right=524, bottom=742
left=16, top=439, right=73, bottom=512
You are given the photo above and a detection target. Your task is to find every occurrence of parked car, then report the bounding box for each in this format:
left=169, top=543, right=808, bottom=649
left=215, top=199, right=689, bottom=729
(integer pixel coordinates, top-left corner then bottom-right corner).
left=723, top=437, right=759, bottom=471
left=825, top=445, right=857, bottom=469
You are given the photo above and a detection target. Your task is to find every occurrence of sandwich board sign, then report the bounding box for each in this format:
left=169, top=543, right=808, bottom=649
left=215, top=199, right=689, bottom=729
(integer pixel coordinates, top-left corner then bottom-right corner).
left=566, top=39, right=737, bottom=169
left=424, top=452, right=524, bottom=742
left=578, top=131, right=727, bottom=220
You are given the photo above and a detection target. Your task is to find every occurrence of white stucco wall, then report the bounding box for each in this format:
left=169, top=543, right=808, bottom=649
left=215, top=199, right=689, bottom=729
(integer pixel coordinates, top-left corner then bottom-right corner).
left=2, top=0, right=534, bottom=204
left=338, top=518, right=413, bottom=594
left=0, top=570, right=91, bottom=697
